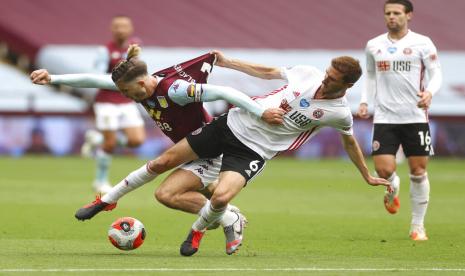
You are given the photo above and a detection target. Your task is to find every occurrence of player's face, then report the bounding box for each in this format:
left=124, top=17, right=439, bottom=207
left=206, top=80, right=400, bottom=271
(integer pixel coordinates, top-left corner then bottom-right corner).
left=116, top=75, right=152, bottom=102
left=322, top=67, right=347, bottom=93
left=111, top=17, right=133, bottom=43
left=384, top=4, right=411, bottom=32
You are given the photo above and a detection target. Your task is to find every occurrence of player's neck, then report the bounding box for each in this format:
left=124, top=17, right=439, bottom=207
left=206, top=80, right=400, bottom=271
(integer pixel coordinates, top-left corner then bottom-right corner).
left=315, top=86, right=344, bottom=100
left=388, top=28, right=409, bottom=42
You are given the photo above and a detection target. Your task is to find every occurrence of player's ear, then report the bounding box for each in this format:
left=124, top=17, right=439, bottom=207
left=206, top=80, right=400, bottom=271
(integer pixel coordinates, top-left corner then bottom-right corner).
left=137, top=79, right=145, bottom=87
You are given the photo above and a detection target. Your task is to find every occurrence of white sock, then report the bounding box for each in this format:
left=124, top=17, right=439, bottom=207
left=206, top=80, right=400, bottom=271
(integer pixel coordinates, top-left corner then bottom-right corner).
left=387, top=171, right=400, bottom=193
left=193, top=201, right=226, bottom=231
left=410, top=172, right=430, bottom=226
left=95, top=149, right=111, bottom=183
left=101, top=162, right=158, bottom=203
left=219, top=210, right=239, bottom=227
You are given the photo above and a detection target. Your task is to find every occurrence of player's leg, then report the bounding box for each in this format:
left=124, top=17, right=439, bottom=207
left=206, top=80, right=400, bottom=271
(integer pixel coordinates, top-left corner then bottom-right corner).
left=407, top=156, right=429, bottom=240
left=401, top=123, right=433, bottom=241
left=372, top=124, right=401, bottom=214
left=75, top=138, right=199, bottom=220
left=180, top=171, right=246, bottom=256
left=84, top=103, right=119, bottom=194
left=155, top=168, right=208, bottom=214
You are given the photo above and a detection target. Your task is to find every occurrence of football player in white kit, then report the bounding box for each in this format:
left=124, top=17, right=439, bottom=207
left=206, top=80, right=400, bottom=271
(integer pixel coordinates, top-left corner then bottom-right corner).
left=357, top=0, right=442, bottom=241
left=89, top=51, right=390, bottom=256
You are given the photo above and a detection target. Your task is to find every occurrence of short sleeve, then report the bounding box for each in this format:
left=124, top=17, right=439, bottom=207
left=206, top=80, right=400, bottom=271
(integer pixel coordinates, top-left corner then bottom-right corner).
left=335, top=112, right=354, bottom=136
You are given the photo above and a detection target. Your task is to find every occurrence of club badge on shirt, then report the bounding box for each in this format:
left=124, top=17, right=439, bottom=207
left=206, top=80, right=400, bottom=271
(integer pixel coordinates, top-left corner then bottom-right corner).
left=157, top=96, right=168, bottom=108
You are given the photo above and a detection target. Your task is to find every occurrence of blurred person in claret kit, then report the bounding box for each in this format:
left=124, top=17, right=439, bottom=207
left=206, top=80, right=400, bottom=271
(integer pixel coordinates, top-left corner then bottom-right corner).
left=81, top=15, right=146, bottom=194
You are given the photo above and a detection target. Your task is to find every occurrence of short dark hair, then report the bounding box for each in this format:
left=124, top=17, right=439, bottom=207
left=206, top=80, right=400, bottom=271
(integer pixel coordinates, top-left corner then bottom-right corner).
left=331, top=56, right=362, bottom=84
left=385, top=0, right=414, bottom=13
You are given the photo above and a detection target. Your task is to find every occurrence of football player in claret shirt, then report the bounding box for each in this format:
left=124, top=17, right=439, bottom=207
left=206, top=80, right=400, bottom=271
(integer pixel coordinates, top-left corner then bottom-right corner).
left=83, top=15, right=145, bottom=194
left=357, top=0, right=442, bottom=241
left=31, top=45, right=284, bottom=255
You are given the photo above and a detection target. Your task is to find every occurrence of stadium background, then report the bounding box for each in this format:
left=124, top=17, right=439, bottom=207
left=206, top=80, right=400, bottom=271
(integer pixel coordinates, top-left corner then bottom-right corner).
left=0, top=0, right=464, bottom=158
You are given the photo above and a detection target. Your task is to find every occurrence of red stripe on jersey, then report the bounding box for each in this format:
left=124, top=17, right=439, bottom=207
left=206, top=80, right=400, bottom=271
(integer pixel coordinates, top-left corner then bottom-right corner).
left=288, top=126, right=317, bottom=151
left=288, top=131, right=308, bottom=151
left=251, top=85, right=288, bottom=100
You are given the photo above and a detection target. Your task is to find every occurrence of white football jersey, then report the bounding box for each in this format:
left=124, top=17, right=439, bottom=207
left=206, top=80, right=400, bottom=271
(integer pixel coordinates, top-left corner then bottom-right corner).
left=365, top=30, right=441, bottom=123
left=227, top=66, right=353, bottom=160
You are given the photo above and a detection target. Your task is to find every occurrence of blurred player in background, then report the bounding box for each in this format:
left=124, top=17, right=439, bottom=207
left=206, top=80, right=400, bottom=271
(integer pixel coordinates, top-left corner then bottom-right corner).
left=357, top=0, right=442, bottom=241
left=83, top=15, right=145, bottom=194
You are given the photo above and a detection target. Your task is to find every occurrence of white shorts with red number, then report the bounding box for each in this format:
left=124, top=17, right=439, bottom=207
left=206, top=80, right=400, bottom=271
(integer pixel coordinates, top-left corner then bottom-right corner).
left=94, top=102, right=144, bottom=131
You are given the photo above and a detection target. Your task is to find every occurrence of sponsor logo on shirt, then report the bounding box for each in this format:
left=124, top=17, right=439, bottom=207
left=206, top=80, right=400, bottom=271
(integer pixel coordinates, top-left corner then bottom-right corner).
left=293, top=91, right=301, bottom=97
left=376, top=49, right=382, bottom=55
left=300, top=99, right=310, bottom=108
left=387, top=46, right=397, bottom=54
left=403, top=48, right=412, bottom=55
left=289, top=110, right=312, bottom=127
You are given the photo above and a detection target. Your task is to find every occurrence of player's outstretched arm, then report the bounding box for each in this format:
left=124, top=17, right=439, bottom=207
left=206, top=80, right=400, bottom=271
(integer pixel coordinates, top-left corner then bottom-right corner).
left=168, top=80, right=285, bottom=125
left=30, top=69, right=118, bottom=91
left=212, top=50, right=282, bottom=80
left=340, top=134, right=390, bottom=187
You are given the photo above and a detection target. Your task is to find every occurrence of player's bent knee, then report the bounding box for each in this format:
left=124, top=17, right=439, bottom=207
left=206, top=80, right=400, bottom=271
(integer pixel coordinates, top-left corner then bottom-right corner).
left=150, top=155, right=175, bottom=173
left=376, top=168, right=394, bottom=179
left=210, top=194, right=231, bottom=208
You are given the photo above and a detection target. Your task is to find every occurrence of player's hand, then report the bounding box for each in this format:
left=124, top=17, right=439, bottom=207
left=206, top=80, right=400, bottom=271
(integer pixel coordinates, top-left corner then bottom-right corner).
left=417, top=91, right=432, bottom=110
left=356, top=103, right=370, bottom=119
left=366, top=175, right=391, bottom=187
left=261, top=108, right=285, bottom=125
left=211, top=50, right=230, bottom=67
left=30, top=69, right=51, bottom=85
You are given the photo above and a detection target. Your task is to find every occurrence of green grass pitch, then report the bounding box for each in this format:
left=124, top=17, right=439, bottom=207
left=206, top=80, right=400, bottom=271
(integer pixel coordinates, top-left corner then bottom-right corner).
left=1, top=156, right=464, bottom=275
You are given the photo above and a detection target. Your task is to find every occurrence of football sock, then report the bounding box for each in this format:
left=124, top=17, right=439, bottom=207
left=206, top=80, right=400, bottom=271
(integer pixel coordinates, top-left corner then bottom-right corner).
left=196, top=201, right=238, bottom=227
left=387, top=171, right=400, bottom=192
left=102, top=162, right=158, bottom=204
left=219, top=210, right=239, bottom=227
left=410, top=172, right=430, bottom=226
left=95, top=148, right=111, bottom=183
left=193, top=201, right=226, bottom=231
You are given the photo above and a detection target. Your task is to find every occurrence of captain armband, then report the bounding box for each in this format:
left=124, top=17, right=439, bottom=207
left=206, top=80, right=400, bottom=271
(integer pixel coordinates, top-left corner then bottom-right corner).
left=187, top=83, right=203, bottom=102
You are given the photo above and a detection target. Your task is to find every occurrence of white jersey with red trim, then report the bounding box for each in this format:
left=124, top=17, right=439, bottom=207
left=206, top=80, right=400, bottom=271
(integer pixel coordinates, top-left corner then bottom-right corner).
left=365, top=30, right=441, bottom=123
left=227, top=65, right=353, bottom=160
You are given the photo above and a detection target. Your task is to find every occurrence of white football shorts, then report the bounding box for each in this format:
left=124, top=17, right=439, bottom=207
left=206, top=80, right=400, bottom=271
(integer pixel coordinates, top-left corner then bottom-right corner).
left=94, top=102, right=144, bottom=131
left=179, top=155, right=222, bottom=188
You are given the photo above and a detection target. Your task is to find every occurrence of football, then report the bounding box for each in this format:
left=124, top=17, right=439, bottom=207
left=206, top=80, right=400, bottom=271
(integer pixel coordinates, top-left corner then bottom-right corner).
left=108, top=217, right=146, bottom=250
